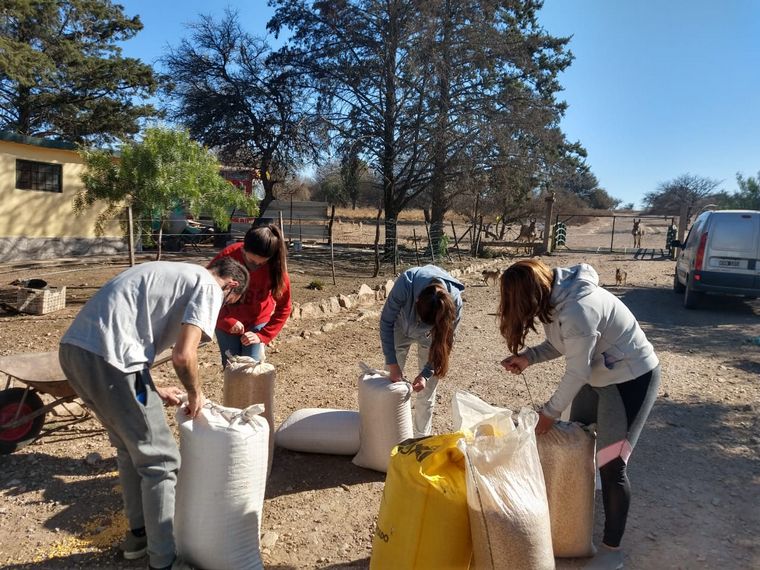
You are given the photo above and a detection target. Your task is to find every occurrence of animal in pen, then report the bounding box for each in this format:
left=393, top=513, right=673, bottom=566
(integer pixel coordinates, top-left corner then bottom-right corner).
left=632, top=218, right=645, bottom=248
left=515, top=220, right=537, bottom=253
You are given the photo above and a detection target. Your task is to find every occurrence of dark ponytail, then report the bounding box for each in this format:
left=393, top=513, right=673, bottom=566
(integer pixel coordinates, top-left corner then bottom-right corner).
left=416, top=281, right=456, bottom=378
left=243, top=223, right=289, bottom=298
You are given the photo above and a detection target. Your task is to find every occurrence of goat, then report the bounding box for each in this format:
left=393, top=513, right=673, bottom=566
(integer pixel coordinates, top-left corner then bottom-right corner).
left=632, top=218, right=645, bottom=248
left=615, top=268, right=627, bottom=286
left=516, top=219, right=537, bottom=243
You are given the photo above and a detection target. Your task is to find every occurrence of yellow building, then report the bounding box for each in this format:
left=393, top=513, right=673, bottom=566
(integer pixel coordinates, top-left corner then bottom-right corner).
left=0, top=131, right=124, bottom=262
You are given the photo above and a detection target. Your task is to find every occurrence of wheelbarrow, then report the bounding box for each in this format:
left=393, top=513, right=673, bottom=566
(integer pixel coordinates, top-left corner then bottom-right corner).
left=0, top=349, right=176, bottom=454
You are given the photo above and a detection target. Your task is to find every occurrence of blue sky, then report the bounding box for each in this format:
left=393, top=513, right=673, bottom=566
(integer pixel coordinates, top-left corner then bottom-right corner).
left=118, top=0, right=760, bottom=207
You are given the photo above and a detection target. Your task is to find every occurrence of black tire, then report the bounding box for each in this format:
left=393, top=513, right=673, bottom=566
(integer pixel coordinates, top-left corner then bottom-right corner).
left=683, top=277, right=703, bottom=310
left=0, top=388, right=45, bottom=454
left=673, top=271, right=685, bottom=293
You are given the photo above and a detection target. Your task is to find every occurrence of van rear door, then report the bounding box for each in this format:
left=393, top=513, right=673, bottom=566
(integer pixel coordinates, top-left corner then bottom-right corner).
left=705, top=211, right=759, bottom=290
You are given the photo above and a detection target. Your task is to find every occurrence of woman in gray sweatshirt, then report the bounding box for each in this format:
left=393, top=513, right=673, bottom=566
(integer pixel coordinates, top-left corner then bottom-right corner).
left=380, top=265, right=464, bottom=437
left=499, top=259, right=660, bottom=570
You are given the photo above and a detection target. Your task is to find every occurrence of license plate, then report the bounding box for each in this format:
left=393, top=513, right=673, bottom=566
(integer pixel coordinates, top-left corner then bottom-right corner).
left=717, top=259, right=741, bottom=267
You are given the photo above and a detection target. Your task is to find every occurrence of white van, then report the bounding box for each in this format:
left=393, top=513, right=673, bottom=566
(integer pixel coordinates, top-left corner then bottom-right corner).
left=672, top=210, right=760, bottom=309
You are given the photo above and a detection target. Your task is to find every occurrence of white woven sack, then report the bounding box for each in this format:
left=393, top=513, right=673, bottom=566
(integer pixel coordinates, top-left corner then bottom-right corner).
left=275, top=408, right=361, bottom=455
left=352, top=363, right=413, bottom=473
left=175, top=401, right=269, bottom=570
left=223, top=355, right=276, bottom=476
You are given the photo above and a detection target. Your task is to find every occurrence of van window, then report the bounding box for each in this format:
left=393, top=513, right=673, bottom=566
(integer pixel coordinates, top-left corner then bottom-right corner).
left=710, top=215, right=755, bottom=250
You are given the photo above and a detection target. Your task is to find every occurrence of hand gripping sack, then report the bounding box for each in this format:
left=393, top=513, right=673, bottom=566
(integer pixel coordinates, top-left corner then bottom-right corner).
left=175, top=401, right=269, bottom=570
left=275, top=408, right=361, bottom=455
left=462, top=408, right=555, bottom=570
left=352, top=363, right=413, bottom=473
left=223, top=355, right=276, bottom=474
left=370, top=432, right=472, bottom=570
left=536, top=421, right=596, bottom=557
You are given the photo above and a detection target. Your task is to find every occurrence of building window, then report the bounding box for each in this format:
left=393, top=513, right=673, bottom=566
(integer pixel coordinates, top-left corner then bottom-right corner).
left=16, top=159, right=63, bottom=193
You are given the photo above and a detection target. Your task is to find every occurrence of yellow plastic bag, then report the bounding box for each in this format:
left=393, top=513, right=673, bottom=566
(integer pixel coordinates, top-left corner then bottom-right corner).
left=370, top=432, right=471, bottom=570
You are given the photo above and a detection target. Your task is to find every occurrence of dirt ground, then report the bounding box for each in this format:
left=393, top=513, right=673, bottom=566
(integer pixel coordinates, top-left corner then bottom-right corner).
left=0, top=235, right=759, bottom=569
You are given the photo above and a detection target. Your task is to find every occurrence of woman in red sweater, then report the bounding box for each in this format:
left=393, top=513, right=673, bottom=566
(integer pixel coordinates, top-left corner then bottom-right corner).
left=210, top=224, right=292, bottom=366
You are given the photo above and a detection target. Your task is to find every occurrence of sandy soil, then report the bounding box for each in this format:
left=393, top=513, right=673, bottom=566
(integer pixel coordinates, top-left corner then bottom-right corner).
left=0, top=232, right=758, bottom=569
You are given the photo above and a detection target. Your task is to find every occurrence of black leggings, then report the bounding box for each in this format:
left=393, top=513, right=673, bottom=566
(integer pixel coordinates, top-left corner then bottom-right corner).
left=570, top=366, right=660, bottom=548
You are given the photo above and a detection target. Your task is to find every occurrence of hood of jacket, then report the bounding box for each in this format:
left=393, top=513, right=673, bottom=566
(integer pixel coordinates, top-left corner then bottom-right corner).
left=550, top=264, right=599, bottom=309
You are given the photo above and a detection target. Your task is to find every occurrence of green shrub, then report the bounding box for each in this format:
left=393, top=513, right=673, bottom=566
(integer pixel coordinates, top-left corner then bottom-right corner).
left=306, top=280, right=325, bottom=291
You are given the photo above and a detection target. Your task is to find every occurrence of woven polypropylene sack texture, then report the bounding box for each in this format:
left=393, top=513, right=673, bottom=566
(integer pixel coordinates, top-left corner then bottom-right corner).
left=223, top=356, right=276, bottom=475
left=352, top=366, right=413, bottom=473
left=174, top=402, right=269, bottom=570
left=275, top=408, right=360, bottom=455
left=536, top=421, right=596, bottom=557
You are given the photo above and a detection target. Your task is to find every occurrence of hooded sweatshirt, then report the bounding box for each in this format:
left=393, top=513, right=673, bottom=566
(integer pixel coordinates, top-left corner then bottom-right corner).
left=521, top=264, right=659, bottom=418
left=380, top=265, right=465, bottom=372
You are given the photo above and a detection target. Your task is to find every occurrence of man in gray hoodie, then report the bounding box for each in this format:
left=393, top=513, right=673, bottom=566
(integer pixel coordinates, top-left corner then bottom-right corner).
left=380, top=265, right=464, bottom=437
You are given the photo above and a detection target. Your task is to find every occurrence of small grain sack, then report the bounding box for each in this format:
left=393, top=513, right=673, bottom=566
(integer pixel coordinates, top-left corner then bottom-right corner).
left=536, top=421, right=596, bottom=557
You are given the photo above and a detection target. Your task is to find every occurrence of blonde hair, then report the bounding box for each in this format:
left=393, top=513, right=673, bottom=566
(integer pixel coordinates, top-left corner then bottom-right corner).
left=498, top=259, right=555, bottom=354
left=416, top=281, right=456, bottom=378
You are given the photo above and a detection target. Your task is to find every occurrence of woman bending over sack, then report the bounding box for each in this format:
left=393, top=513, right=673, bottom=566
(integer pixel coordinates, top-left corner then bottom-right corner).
left=499, top=259, right=660, bottom=570
left=380, top=265, right=464, bottom=437
left=209, top=224, right=292, bottom=366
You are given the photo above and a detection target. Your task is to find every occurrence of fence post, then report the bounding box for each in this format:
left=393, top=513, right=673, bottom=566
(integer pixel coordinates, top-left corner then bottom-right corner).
left=127, top=206, right=135, bottom=267
left=373, top=207, right=382, bottom=278
left=329, top=205, right=336, bottom=285
left=610, top=215, right=616, bottom=252
left=542, top=192, right=555, bottom=254
left=424, top=220, right=435, bottom=264
left=412, top=228, right=421, bottom=265
left=450, top=220, right=462, bottom=261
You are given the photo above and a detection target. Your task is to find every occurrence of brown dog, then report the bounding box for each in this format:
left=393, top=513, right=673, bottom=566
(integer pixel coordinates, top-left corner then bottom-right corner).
left=615, top=268, right=627, bottom=286
left=482, top=269, right=501, bottom=286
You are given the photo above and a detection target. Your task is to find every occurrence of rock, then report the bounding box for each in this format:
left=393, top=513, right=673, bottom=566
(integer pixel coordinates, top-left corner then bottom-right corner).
left=300, top=302, right=324, bottom=319
left=384, top=279, right=395, bottom=298
left=338, top=294, right=353, bottom=309
left=289, top=302, right=301, bottom=319
left=85, top=452, right=102, bottom=466
left=357, top=284, right=375, bottom=306
left=261, top=531, right=279, bottom=549
left=300, top=330, right=312, bottom=339
left=321, top=323, right=335, bottom=333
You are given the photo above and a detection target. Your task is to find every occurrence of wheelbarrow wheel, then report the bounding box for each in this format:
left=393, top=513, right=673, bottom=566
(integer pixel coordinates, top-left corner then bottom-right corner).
left=0, top=388, right=45, bottom=454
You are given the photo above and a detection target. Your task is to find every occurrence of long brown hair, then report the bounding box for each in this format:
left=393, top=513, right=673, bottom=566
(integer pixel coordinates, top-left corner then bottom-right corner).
left=498, top=259, right=555, bottom=354
left=416, top=281, right=456, bottom=378
left=243, top=223, right=288, bottom=298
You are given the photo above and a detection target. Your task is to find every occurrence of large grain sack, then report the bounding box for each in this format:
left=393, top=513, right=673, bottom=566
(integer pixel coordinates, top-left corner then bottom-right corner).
left=536, top=421, right=596, bottom=558
left=223, top=355, right=276, bottom=475
left=275, top=408, right=361, bottom=455
left=370, top=432, right=472, bottom=569
left=463, top=407, right=555, bottom=570
left=352, top=364, right=413, bottom=473
left=175, top=401, right=269, bottom=570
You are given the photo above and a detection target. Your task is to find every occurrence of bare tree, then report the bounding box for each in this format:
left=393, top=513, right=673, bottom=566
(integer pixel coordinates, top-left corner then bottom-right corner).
left=643, top=174, right=723, bottom=215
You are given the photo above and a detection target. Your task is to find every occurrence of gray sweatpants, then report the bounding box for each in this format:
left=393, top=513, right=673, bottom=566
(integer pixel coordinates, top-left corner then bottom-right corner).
left=393, top=329, right=439, bottom=438
left=59, top=343, right=179, bottom=569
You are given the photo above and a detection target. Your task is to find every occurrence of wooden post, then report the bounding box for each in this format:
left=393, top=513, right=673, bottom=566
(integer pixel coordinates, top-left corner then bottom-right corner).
left=424, top=220, right=435, bottom=264
left=279, top=211, right=285, bottom=235
left=471, top=193, right=480, bottom=255
left=328, top=205, right=335, bottom=246
left=412, top=228, right=421, bottom=265
left=327, top=210, right=337, bottom=285
left=542, top=192, right=555, bottom=254
left=610, top=215, right=617, bottom=252
left=127, top=206, right=135, bottom=267
left=373, top=206, right=382, bottom=278
left=393, top=226, right=398, bottom=275
left=474, top=215, right=484, bottom=258
left=289, top=195, right=293, bottom=238
left=450, top=220, right=462, bottom=261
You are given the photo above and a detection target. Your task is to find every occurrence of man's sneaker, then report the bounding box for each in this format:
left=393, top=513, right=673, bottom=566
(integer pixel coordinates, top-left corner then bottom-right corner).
left=119, top=531, right=148, bottom=560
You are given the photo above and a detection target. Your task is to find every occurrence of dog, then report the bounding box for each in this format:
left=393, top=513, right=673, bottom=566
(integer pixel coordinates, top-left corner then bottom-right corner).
left=482, top=269, right=501, bottom=286
left=615, top=268, right=627, bottom=286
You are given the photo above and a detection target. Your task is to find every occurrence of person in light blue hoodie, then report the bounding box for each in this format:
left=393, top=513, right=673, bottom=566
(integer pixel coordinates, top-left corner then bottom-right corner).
left=380, top=265, right=464, bottom=437
left=499, top=259, right=660, bottom=570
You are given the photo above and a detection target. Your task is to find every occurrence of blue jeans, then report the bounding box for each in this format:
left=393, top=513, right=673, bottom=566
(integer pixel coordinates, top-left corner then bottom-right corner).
left=216, top=323, right=267, bottom=367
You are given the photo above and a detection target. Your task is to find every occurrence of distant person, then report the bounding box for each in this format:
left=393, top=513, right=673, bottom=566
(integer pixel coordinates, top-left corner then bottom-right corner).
left=498, top=259, right=660, bottom=570
left=58, top=258, right=248, bottom=570
left=380, top=265, right=464, bottom=437
left=209, top=223, right=292, bottom=366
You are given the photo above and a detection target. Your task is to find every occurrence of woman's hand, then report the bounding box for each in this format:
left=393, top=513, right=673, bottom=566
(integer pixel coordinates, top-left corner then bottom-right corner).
left=387, top=364, right=403, bottom=382
left=241, top=331, right=261, bottom=346
left=535, top=410, right=555, bottom=435
left=411, top=375, right=426, bottom=392
left=229, top=321, right=245, bottom=335
left=501, top=354, right=529, bottom=374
